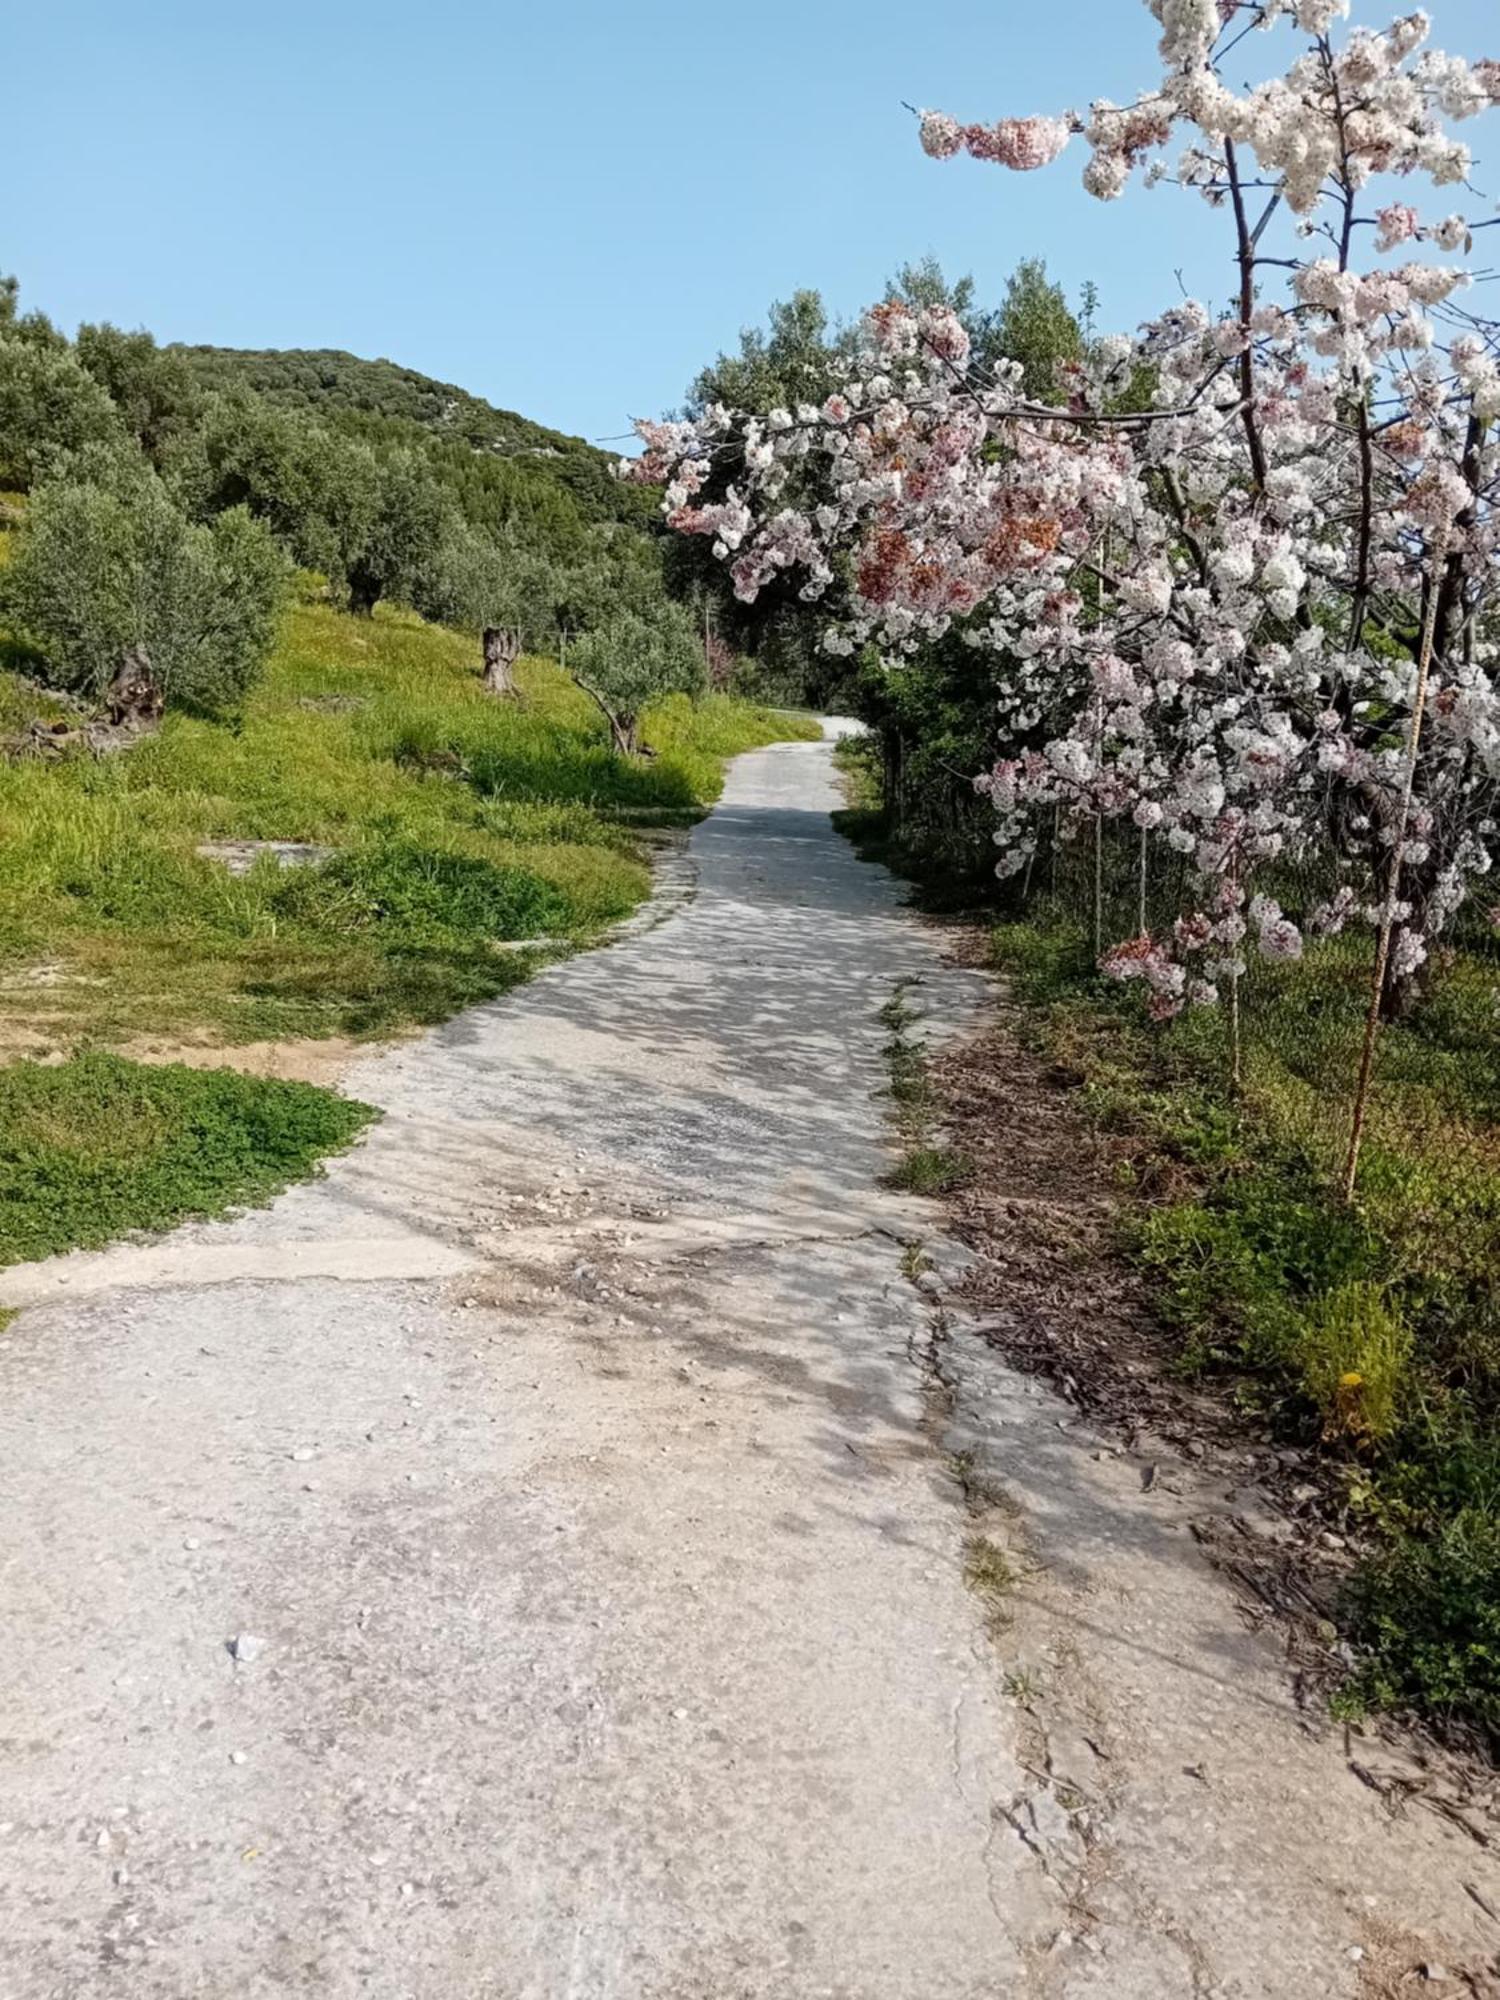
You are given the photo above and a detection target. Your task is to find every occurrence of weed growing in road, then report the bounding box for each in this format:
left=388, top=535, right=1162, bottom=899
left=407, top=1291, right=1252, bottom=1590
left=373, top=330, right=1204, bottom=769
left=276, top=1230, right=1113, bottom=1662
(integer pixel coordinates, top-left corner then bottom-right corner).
left=963, top=1534, right=1018, bottom=1636
left=947, top=1449, right=1017, bottom=1519
left=900, top=1239, right=931, bottom=1285
left=880, top=981, right=971, bottom=1194
left=890, top=1145, right=972, bottom=1195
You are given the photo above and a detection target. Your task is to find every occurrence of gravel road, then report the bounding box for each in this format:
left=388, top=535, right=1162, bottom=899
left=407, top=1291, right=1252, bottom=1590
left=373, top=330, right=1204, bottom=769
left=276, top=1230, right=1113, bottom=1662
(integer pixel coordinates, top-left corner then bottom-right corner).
left=2, top=726, right=1493, bottom=1998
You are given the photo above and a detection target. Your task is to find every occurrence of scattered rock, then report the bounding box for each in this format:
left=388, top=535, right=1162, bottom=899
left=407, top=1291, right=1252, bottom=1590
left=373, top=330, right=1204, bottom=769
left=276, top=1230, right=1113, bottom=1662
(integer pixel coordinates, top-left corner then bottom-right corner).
left=228, top=1633, right=266, bottom=1665
left=1026, top=1789, right=1076, bottom=1848
left=196, top=840, right=332, bottom=878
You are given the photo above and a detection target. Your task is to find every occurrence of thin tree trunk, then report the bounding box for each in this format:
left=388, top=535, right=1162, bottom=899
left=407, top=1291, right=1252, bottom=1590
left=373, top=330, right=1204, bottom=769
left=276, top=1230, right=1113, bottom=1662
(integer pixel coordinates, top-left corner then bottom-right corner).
left=1093, top=813, right=1104, bottom=960
left=1341, top=528, right=1449, bottom=1202
left=1227, top=965, right=1242, bottom=1096
left=1138, top=825, right=1148, bottom=936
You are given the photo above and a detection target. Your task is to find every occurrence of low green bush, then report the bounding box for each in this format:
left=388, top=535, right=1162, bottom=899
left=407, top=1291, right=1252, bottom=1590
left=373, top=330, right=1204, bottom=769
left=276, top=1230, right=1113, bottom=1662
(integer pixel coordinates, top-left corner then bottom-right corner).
left=0, top=1051, right=372, bottom=1265
left=272, top=841, right=570, bottom=952
left=1344, top=1511, right=1500, bottom=1748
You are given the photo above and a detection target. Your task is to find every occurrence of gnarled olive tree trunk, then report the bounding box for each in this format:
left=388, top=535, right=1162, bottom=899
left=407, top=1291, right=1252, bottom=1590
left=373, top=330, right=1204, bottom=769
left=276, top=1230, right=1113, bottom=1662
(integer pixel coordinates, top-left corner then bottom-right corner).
left=482, top=626, right=522, bottom=698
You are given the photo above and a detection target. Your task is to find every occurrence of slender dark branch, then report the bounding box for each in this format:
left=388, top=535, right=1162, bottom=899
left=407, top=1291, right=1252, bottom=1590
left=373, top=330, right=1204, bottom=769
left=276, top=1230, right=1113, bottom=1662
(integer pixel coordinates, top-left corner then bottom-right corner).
left=1223, top=138, right=1269, bottom=494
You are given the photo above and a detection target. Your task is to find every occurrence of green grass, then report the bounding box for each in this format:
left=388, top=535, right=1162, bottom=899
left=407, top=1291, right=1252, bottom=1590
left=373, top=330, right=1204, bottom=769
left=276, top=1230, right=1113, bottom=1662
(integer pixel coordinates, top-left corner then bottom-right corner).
left=889, top=1144, right=972, bottom=1195
left=0, top=600, right=818, bottom=1048
left=0, top=1051, right=373, bottom=1265
left=988, top=908, right=1500, bottom=1750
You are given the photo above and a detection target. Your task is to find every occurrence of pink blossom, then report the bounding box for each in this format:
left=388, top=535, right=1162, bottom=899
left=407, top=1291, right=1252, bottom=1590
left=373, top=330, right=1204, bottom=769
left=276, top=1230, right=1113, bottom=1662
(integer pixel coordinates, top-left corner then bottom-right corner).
left=960, top=116, right=1074, bottom=171
left=1374, top=202, right=1421, bottom=250
left=631, top=0, right=1500, bottom=1021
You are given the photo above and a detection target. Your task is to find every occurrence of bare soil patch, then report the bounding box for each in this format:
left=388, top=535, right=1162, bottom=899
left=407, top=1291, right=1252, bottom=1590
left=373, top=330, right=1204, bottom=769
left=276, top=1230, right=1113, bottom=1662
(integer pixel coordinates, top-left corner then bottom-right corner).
left=116, top=1033, right=377, bottom=1089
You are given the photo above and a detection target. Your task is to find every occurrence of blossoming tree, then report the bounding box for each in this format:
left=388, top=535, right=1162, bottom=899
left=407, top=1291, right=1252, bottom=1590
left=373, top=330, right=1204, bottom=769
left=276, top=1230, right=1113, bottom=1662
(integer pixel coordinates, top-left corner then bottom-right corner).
left=629, top=0, right=1500, bottom=1155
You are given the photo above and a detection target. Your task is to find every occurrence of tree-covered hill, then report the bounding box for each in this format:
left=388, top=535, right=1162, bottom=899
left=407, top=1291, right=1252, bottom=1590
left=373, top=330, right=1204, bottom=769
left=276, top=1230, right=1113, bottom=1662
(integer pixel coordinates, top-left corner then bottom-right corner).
left=174, top=344, right=652, bottom=533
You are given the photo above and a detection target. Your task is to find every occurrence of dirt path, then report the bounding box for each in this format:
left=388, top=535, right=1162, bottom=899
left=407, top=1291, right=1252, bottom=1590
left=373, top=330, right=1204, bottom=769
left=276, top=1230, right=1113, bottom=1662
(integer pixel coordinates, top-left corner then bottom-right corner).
left=1, top=727, right=1494, bottom=1998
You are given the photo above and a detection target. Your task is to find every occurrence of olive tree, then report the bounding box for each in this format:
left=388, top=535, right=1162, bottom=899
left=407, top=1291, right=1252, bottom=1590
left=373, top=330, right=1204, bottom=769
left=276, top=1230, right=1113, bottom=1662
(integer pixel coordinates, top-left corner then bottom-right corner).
left=75, top=324, right=203, bottom=465
left=344, top=450, right=447, bottom=618
left=1, top=450, right=287, bottom=713
left=0, top=335, right=122, bottom=488
left=567, top=604, right=705, bottom=756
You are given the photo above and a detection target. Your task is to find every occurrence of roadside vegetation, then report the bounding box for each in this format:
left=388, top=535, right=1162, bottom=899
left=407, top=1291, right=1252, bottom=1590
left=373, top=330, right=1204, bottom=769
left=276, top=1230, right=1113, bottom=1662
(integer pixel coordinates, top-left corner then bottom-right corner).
left=993, top=911, right=1500, bottom=1744
left=0, top=1053, right=374, bottom=1266
left=0, top=583, right=808, bottom=1051
left=839, top=727, right=1500, bottom=1753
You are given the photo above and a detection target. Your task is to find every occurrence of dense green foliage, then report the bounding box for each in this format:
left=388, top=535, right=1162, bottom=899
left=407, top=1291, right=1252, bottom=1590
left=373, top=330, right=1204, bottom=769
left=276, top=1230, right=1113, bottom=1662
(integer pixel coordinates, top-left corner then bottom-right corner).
left=174, top=343, right=650, bottom=533
left=0, top=280, right=695, bottom=713
left=0, top=337, right=122, bottom=488
left=0, top=1050, right=373, bottom=1265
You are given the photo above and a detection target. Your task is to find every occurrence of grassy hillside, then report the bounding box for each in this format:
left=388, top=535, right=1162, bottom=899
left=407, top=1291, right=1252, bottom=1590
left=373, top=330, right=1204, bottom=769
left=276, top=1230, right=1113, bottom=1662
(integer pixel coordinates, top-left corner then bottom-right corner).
left=0, top=589, right=816, bottom=1054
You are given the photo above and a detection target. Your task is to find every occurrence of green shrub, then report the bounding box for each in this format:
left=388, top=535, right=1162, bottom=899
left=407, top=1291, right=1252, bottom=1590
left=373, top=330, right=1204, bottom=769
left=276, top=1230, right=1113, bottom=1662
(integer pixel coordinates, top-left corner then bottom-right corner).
left=569, top=606, right=706, bottom=755
left=0, top=335, right=122, bottom=487
left=1135, top=1159, right=1383, bottom=1381
left=1297, top=1282, right=1411, bottom=1444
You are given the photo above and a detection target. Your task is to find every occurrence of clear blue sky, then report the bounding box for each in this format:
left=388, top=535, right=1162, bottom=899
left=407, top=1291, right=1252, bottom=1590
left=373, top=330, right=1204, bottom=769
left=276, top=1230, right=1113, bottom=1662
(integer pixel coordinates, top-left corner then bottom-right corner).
left=5, top=0, right=1496, bottom=445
